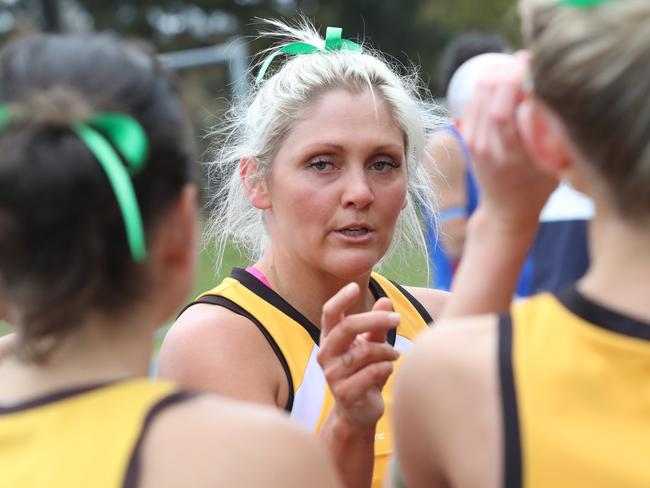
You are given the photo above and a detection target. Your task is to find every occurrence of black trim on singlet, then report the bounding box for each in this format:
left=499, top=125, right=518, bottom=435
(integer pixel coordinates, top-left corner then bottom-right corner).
left=231, top=267, right=400, bottom=347
left=179, top=269, right=419, bottom=412
left=188, top=294, right=295, bottom=413
left=389, top=280, right=434, bottom=326
left=498, top=312, right=522, bottom=488
left=122, top=390, right=197, bottom=488
left=230, top=268, right=321, bottom=344
left=368, top=277, right=397, bottom=347
left=557, top=286, right=650, bottom=342
left=0, top=380, right=124, bottom=414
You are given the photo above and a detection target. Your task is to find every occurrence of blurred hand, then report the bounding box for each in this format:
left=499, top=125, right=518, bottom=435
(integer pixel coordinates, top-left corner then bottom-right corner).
left=461, top=51, right=557, bottom=233
left=317, top=283, right=400, bottom=428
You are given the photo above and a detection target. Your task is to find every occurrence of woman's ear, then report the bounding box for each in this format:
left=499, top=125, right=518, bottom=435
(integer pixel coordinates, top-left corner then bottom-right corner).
left=516, top=97, right=573, bottom=177
left=147, top=184, right=200, bottom=322
left=154, top=184, right=199, bottom=271
left=240, top=156, right=271, bottom=210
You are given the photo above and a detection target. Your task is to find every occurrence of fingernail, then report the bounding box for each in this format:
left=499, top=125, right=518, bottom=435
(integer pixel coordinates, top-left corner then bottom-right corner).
left=388, top=312, right=401, bottom=324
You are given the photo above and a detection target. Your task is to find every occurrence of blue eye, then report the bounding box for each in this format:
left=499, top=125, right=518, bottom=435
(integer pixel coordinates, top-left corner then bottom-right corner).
left=370, top=160, right=401, bottom=171
left=307, top=159, right=334, bottom=171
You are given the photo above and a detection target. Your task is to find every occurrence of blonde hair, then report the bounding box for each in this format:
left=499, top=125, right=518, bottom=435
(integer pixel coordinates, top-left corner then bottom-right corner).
left=206, top=18, right=444, bottom=272
left=526, top=0, right=650, bottom=219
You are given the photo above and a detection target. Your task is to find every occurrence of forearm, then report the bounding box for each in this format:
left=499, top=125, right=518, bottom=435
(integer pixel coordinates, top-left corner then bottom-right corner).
left=440, top=217, right=468, bottom=261
left=318, top=407, right=375, bottom=488
left=442, top=207, right=538, bottom=318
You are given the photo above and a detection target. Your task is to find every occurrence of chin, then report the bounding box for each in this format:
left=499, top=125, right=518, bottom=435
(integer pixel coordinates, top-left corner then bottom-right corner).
left=324, top=253, right=381, bottom=281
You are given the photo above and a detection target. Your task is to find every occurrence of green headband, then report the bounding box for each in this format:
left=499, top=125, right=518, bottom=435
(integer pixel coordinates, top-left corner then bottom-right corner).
left=255, top=26, right=363, bottom=84
left=0, top=107, right=149, bottom=262
left=560, top=0, right=618, bottom=7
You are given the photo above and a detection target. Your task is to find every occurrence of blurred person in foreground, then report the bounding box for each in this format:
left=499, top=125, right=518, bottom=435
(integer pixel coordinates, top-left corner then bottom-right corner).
left=392, top=0, right=650, bottom=487
left=0, top=33, right=340, bottom=488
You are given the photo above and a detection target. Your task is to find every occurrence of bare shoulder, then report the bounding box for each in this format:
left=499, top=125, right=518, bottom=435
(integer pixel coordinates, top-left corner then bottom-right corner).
left=393, top=314, right=501, bottom=488
left=140, top=395, right=342, bottom=488
left=404, top=313, right=499, bottom=381
left=402, top=286, right=449, bottom=323
left=157, top=302, right=284, bottom=407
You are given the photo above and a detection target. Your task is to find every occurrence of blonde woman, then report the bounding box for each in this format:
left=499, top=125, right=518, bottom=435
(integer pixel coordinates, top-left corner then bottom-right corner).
left=159, top=20, right=447, bottom=488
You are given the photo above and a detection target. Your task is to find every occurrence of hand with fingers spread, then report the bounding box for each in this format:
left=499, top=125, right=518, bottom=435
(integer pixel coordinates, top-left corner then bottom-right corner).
left=318, top=282, right=400, bottom=428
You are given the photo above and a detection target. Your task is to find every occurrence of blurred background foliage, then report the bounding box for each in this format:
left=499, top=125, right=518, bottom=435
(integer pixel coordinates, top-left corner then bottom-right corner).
left=0, top=0, right=520, bottom=334
left=0, top=0, right=522, bottom=160
left=0, top=0, right=521, bottom=96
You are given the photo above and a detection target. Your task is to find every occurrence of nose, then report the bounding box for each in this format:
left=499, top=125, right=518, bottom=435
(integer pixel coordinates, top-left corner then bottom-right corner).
left=341, top=167, right=374, bottom=209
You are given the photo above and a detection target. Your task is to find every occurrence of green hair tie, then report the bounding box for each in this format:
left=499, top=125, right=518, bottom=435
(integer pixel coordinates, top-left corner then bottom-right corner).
left=0, top=107, right=150, bottom=262
left=255, top=26, right=363, bottom=84
left=560, top=0, right=618, bottom=7
left=72, top=113, right=149, bottom=262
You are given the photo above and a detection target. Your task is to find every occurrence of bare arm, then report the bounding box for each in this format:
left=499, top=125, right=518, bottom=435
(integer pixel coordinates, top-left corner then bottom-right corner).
left=427, top=130, right=470, bottom=261
left=141, top=395, right=343, bottom=488
left=157, top=304, right=285, bottom=407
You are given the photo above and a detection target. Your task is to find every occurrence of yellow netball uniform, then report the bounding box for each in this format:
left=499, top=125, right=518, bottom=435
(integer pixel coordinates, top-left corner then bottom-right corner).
left=500, top=288, right=650, bottom=488
left=189, top=268, right=431, bottom=488
left=0, top=378, right=193, bottom=488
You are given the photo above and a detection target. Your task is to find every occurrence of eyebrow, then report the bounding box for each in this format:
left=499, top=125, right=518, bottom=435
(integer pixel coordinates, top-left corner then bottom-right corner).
left=304, top=143, right=404, bottom=152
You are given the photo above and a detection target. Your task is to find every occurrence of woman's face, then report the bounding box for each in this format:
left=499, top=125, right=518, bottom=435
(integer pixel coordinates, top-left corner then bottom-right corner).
left=260, top=88, right=407, bottom=280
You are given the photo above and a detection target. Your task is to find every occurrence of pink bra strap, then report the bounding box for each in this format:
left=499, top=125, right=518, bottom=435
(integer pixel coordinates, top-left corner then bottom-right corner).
left=245, top=266, right=272, bottom=289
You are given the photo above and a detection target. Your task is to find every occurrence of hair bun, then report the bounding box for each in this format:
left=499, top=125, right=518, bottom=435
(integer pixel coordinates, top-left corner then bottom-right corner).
left=23, top=86, right=94, bottom=127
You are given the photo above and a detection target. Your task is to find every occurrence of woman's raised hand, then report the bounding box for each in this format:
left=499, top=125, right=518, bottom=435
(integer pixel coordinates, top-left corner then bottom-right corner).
left=318, top=283, right=400, bottom=427
left=461, top=51, right=557, bottom=231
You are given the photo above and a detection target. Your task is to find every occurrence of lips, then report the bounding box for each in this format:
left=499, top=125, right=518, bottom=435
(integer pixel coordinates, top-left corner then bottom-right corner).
left=339, top=227, right=369, bottom=236
left=334, top=223, right=374, bottom=238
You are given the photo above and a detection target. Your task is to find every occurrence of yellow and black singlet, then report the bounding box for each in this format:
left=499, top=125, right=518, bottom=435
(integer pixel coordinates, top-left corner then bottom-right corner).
left=0, top=378, right=194, bottom=488
left=499, top=288, right=650, bottom=488
left=187, top=267, right=432, bottom=488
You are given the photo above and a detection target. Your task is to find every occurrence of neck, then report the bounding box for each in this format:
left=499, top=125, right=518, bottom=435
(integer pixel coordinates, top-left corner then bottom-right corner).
left=0, top=308, right=157, bottom=403
left=578, top=207, right=650, bottom=321
left=255, top=251, right=376, bottom=329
